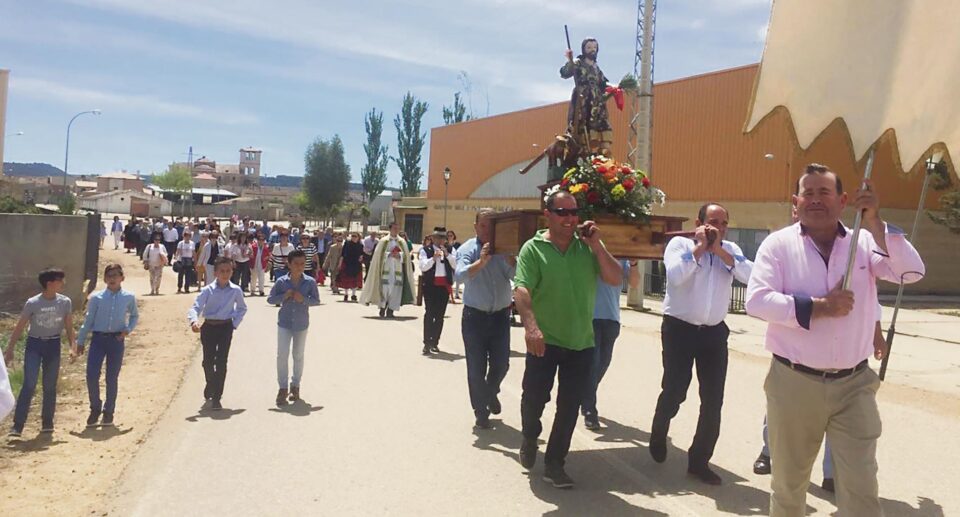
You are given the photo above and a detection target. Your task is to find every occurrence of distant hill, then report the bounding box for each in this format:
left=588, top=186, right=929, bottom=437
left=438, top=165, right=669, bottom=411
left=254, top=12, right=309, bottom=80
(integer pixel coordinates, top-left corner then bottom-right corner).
left=3, top=162, right=65, bottom=177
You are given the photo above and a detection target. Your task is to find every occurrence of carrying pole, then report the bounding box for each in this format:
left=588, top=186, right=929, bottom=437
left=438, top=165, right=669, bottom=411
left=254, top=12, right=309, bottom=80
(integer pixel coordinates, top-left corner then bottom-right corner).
left=841, top=147, right=876, bottom=290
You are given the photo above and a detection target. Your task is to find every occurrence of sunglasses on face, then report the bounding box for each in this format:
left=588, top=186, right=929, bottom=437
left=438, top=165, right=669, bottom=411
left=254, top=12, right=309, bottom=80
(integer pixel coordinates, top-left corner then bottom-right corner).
left=549, top=207, right=580, bottom=217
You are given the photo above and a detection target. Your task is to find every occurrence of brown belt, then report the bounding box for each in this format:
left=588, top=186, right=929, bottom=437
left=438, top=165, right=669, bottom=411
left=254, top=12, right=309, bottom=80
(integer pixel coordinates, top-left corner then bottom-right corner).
left=203, top=319, right=232, bottom=326
left=774, top=355, right=868, bottom=380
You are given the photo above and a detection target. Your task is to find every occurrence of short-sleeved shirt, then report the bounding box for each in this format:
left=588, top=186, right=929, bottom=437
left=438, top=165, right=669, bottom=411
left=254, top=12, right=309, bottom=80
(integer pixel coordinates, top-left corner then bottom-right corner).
left=593, top=278, right=622, bottom=322
left=22, top=293, right=72, bottom=339
left=514, top=229, right=600, bottom=350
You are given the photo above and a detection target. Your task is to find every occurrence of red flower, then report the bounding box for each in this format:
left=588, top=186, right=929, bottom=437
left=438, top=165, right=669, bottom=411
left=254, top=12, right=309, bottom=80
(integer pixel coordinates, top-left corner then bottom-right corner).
left=622, top=178, right=636, bottom=192
left=586, top=190, right=601, bottom=204
left=560, top=178, right=570, bottom=186
left=596, top=165, right=608, bottom=174
left=641, top=177, right=651, bottom=188
left=621, top=166, right=632, bottom=174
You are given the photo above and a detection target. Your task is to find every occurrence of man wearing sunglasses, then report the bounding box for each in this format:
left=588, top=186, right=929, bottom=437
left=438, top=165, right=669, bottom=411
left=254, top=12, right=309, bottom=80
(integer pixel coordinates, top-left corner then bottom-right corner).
left=513, top=190, right=623, bottom=488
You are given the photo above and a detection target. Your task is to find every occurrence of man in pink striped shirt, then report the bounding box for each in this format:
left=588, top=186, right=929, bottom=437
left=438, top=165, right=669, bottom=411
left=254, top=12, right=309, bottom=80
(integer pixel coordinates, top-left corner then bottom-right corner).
left=746, top=164, right=924, bottom=517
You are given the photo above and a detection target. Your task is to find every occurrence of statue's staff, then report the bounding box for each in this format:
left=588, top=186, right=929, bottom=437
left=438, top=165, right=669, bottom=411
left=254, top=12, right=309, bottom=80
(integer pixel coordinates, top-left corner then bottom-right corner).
left=564, top=25, right=572, bottom=54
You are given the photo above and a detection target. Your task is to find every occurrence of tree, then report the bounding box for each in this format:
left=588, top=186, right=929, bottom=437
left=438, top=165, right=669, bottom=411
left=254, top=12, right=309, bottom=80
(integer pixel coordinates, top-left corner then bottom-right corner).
left=393, top=92, right=429, bottom=197
left=442, top=92, right=472, bottom=125
left=303, top=135, right=351, bottom=219
left=927, top=160, right=960, bottom=233
left=153, top=163, right=194, bottom=214
left=361, top=108, right=390, bottom=204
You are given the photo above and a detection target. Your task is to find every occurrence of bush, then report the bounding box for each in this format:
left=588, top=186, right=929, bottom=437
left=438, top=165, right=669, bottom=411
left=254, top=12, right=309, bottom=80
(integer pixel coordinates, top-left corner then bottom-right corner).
left=0, top=195, right=39, bottom=214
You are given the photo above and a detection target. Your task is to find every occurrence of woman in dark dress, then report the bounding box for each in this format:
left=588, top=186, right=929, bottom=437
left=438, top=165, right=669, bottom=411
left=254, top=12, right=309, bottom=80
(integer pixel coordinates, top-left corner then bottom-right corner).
left=123, top=219, right=138, bottom=253
left=337, top=232, right=365, bottom=302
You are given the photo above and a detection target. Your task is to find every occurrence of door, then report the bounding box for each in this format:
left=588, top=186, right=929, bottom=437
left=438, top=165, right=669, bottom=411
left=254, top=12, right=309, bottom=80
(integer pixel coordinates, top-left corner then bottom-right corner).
left=404, top=214, right=423, bottom=244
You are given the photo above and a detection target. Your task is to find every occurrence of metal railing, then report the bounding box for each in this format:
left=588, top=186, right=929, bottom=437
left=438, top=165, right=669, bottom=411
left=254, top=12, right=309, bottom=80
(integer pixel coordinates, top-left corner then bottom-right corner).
left=643, top=273, right=748, bottom=314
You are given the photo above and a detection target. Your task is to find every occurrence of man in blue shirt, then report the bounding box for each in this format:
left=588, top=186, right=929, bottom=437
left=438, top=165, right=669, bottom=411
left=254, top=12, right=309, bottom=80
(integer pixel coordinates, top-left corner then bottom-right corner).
left=581, top=260, right=638, bottom=431
left=76, top=263, right=139, bottom=428
left=187, top=257, right=248, bottom=410
left=454, top=210, right=516, bottom=430
left=267, top=250, right=320, bottom=406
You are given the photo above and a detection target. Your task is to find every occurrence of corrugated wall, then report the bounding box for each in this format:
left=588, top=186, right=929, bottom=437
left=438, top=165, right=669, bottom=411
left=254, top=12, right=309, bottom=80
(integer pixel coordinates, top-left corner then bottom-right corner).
left=429, top=64, right=942, bottom=210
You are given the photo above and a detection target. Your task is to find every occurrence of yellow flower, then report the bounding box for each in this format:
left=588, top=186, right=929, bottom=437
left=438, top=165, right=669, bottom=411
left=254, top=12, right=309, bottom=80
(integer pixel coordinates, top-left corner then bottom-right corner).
left=569, top=183, right=587, bottom=194
left=611, top=184, right=626, bottom=199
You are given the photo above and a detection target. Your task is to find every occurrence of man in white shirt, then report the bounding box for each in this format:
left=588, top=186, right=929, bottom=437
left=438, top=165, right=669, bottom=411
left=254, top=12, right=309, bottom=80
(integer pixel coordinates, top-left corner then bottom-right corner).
left=162, top=221, right=180, bottom=265
left=419, top=227, right=457, bottom=355
left=362, top=231, right=378, bottom=279
left=649, top=203, right=753, bottom=485
left=174, top=231, right=196, bottom=293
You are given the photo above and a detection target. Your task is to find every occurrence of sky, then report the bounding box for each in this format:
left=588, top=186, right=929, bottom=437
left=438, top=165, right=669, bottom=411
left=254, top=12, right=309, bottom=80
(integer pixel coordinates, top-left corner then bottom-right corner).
left=1, top=0, right=772, bottom=187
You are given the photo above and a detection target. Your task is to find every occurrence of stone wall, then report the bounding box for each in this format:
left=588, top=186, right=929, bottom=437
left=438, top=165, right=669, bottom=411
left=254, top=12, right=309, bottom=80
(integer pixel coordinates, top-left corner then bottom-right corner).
left=0, top=214, right=98, bottom=313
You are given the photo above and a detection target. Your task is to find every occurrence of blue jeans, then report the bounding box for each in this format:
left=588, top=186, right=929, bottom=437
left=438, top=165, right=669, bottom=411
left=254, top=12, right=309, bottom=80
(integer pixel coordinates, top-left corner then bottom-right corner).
left=86, top=333, right=126, bottom=414
left=762, top=415, right=833, bottom=479
left=461, top=306, right=511, bottom=419
left=13, top=337, right=61, bottom=430
left=277, top=326, right=307, bottom=389
left=582, top=319, right=620, bottom=417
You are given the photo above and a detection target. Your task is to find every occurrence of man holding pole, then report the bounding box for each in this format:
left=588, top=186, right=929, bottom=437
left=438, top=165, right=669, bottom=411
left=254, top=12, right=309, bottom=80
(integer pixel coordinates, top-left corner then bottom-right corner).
left=746, top=164, right=924, bottom=516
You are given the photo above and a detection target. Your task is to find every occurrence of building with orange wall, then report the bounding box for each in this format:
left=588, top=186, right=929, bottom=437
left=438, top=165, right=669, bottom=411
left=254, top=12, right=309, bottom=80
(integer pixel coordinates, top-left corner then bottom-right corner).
left=405, top=64, right=958, bottom=294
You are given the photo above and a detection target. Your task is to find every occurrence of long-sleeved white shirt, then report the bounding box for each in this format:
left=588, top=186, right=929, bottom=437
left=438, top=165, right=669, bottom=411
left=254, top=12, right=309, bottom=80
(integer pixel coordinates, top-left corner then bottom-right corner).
left=662, top=237, right=753, bottom=326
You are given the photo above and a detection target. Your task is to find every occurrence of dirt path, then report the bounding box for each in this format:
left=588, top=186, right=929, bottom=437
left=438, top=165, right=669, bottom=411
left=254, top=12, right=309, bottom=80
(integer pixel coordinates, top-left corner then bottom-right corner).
left=0, top=247, right=197, bottom=516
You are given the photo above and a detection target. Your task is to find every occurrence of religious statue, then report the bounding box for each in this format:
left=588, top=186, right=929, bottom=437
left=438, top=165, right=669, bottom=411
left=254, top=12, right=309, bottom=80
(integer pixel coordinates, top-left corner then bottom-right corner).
left=561, top=38, right=613, bottom=156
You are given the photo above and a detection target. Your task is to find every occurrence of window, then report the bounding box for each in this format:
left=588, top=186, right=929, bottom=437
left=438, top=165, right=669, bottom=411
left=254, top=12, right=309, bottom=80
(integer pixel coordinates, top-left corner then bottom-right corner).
left=725, top=228, right=770, bottom=261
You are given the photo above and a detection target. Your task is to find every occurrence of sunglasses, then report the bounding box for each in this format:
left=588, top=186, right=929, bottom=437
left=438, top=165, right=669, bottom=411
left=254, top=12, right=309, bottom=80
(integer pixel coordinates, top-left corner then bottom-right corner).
left=549, top=207, right=580, bottom=217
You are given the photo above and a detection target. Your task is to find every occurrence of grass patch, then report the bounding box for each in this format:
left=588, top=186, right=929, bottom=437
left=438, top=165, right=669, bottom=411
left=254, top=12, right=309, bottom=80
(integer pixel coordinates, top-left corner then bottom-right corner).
left=938, top=310, right=960, bottom=318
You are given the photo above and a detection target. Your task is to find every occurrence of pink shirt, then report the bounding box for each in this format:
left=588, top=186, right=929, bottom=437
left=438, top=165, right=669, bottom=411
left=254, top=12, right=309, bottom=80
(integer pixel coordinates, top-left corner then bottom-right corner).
left=745, top=222, right=924, bottom=370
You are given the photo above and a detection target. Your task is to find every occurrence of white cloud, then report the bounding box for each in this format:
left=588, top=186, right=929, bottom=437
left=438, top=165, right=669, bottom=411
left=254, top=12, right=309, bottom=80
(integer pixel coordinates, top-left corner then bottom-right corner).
left=9, top=76, right=258, bottom=125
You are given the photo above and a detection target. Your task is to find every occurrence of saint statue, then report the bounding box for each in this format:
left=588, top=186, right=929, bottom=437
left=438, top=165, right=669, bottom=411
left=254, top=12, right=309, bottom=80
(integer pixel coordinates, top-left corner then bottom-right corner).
left=561, top=38, right=612, bottom=156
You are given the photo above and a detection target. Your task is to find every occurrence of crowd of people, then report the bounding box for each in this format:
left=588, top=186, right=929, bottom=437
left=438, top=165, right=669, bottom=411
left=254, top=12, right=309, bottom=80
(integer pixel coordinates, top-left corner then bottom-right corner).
left=1, top=163, right=928, bottom=516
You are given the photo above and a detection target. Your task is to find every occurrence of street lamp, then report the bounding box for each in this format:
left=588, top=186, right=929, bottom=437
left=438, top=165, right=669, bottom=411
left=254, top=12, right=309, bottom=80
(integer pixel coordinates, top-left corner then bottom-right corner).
left=63, top=109, right=102, bottom=190
left=443, top=166, right=452, bottom=229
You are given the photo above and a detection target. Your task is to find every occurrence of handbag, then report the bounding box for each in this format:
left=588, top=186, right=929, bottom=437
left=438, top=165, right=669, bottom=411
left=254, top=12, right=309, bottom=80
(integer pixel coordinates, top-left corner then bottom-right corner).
left=172, top=260, right=182, bottom=273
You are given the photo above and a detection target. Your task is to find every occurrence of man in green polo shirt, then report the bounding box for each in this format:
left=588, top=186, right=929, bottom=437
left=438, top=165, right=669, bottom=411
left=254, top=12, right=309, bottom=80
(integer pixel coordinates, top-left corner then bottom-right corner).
left=514, top=190, right=623, bottom=488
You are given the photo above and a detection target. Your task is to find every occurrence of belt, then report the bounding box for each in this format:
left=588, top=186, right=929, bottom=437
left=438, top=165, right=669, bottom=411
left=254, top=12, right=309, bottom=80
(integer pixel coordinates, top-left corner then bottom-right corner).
left=93, top=331, right=122, bottom=337
left=464, top=305, right=510, bottom=315
left=774, top=355, right=868, bottom=379
left=203, top=319, right=232, bottom=326
left=29, top=335, right=61, bottom=341
left=663, top=314, right=724, bottom=331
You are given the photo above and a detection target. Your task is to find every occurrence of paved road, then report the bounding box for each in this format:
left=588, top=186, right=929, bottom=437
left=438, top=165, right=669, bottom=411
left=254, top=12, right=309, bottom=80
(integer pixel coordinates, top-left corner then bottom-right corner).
left=110, top=289, right=957, bottom=516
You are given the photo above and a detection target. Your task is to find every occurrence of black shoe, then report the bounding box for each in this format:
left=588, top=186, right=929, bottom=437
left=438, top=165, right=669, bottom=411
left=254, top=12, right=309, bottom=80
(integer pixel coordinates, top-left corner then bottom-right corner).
left=211, top=399, right=223, bottom=410
left=379, top=308, right=386, bottom=318
left=386, top=309, right=395, bottom=319
left=343, top=294, right=349, bottom=302
left=101, top=413, right=115, bottom=427
left=351, top=295, right=357, bottom=302
left=519, top=438, right=538, bottom=469
left=422, top=346, right=431, bottom=356
left=543, top=466, right=575, bottom=489
left=474, top=416, right=492, bottom=430
left=429, top=345, right=439, bottom=353
left=753, top=453, right=771, bottom=475
left=86, top=410, right=101, bottom=428
left=276, top=389, right=289, bottom=406
left=584, top=413, right=600, bottom=431
left=488, top=396, right=502, bottom=415
left=688, top=465, right=722, bottom=485
left=649, top=431, right=667, bottom=463
left=821, top=478, right=835, bottom=493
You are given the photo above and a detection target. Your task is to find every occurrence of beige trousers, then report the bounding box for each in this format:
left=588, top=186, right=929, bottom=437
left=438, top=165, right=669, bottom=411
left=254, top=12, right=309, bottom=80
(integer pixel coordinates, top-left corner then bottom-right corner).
left=149, top=266, right=163, bottom=293
left=765, top=358, right=882, bottom=517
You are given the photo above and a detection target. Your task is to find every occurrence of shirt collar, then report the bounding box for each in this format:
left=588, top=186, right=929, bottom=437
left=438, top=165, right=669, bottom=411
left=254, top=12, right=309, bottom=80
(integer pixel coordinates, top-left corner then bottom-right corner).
left=797, top=221, right=848, bottom=238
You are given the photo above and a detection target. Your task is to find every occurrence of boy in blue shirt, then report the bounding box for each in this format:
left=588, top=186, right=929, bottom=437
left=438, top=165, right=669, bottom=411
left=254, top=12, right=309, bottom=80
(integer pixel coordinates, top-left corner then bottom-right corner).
left=76, top=263, right=139, bottom=427
left=268, top=249, right=320, bottom=406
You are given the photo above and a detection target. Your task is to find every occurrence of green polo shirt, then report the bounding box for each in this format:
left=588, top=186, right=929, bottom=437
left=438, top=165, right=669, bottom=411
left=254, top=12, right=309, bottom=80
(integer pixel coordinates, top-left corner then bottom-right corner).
left=514, top=229, right=600, bottom=350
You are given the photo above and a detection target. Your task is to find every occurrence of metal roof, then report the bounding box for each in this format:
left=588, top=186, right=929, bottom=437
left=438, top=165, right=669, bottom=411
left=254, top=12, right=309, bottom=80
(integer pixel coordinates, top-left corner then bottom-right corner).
left=147, top=185, right=238, bottom=196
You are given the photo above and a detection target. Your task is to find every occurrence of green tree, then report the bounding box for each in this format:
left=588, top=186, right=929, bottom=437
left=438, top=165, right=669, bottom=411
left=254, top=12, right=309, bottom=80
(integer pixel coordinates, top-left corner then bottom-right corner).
left=304, top=135, right=351, bottom=219
left=442, top=92, right=472, bottom=125
left=57, top=194, right=76, bottom=215
left=361, top=108, right=390, bottom=203
left=927, top=160, right=960, bottom=233
left=392, top=92, right=429, bottom=197
left=153, top=163, right=194, bottom=213
left=0, top=195, right=39, bottom=214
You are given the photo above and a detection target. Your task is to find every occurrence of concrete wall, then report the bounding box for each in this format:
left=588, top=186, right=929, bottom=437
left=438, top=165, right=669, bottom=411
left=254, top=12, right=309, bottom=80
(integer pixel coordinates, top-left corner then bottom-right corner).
left=0, top=214, right=96, bottom=313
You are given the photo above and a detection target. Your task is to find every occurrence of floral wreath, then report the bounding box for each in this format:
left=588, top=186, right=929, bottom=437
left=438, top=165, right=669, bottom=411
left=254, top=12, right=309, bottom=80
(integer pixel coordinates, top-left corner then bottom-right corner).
left=543, top=155, right=665, bottom=222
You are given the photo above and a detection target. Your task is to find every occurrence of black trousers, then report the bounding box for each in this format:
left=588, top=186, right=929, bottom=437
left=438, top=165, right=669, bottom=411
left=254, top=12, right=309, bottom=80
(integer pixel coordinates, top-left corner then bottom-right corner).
left=521, top=344, right=593, bottom=469
left=652, top=315, right=730, bottom=469
left=178, top=257, right=195, bottom=291
left=200, top=322, right=234, bottom=400
left=422, top=283, right=449, bottom=346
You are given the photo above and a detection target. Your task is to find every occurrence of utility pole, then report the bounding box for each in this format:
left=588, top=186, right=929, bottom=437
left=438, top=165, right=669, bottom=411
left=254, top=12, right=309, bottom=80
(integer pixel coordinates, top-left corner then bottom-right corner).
left=627, top=0, right=656, bottom=309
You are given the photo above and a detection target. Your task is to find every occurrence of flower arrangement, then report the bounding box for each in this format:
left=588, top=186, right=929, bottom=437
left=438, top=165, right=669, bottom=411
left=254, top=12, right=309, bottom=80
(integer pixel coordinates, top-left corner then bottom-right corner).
left=543, top=155, right=665, bottom=222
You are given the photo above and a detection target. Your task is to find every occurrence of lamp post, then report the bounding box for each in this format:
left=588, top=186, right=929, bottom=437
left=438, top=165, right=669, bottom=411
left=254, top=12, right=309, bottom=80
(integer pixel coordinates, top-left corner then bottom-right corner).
left=443, top=166, right=451, bottom=229
left=63, top=109, right=102, bottom=191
